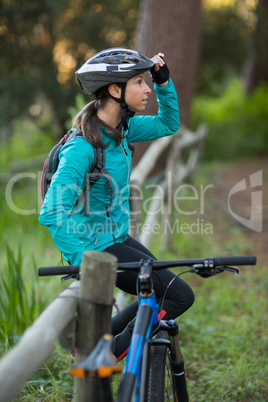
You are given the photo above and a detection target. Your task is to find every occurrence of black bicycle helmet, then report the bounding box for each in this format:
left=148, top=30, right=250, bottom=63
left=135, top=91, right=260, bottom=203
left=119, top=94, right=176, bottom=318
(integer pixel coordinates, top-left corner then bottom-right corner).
left=76, top=48, right=157, bottom=129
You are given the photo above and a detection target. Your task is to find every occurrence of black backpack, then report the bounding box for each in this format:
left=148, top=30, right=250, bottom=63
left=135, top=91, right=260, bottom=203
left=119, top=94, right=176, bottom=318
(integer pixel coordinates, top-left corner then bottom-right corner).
left=40, top=129, right=113, bottom=217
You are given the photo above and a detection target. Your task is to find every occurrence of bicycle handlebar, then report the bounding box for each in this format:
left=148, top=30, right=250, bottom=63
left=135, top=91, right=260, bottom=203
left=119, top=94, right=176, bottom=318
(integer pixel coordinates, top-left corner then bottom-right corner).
left=38, top=256, right=256, bottom=277
left=38, top=265, right=80, bottom=276
left=213, top=256, right=256, bottom=267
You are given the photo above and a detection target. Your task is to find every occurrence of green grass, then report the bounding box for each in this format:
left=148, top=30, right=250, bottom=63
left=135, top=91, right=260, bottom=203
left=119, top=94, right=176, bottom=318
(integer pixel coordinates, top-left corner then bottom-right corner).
left=148, top=228, right=268, bottom=401
left=14, top=344, right=74, bottom=401
left=178, top=266, right=268, bottom=401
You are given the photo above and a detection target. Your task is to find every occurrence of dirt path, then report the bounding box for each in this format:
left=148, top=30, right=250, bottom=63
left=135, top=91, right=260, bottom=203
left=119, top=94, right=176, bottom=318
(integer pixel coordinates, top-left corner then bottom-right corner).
left=210, top=158, right=268, bottom=266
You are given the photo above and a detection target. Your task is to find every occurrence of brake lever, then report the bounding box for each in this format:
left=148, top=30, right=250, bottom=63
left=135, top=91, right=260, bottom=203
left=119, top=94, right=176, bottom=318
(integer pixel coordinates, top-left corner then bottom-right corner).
left=192, top=265, right=240, bottom=278
left=221, top=266, right=240, bottom=275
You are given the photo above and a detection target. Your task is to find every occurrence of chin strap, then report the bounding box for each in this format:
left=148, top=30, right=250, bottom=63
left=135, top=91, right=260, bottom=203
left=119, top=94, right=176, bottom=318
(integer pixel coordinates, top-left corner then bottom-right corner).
left=120, top=103, right=135, bottom=130
left=109, top=83, right=135, bottom=130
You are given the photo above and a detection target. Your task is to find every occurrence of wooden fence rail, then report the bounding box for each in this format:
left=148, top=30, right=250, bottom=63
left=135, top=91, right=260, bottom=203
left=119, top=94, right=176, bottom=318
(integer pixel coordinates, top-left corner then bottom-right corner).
left=0, top=251, right=117, bottom=402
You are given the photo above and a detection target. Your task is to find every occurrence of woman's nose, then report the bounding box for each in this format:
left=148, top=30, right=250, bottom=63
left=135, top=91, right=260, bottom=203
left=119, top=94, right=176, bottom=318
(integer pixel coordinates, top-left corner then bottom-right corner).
left=145, top=83, right=152, bottom=94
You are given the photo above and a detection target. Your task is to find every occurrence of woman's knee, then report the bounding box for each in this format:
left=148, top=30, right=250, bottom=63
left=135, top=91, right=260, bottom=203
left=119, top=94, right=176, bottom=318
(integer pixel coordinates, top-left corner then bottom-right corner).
left=183, top=283, right=195, bottom=310
left=168, top=279, right=195, bottom=316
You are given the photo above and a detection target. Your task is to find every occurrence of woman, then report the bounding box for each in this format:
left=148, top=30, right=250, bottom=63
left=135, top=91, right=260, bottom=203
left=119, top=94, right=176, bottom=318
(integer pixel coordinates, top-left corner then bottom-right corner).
left=39, top=48, right=194, bottom=359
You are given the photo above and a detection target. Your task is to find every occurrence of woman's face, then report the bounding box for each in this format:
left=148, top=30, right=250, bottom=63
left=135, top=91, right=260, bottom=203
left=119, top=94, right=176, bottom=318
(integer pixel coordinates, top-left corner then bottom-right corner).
left=124, top=73, right=152, bottom=112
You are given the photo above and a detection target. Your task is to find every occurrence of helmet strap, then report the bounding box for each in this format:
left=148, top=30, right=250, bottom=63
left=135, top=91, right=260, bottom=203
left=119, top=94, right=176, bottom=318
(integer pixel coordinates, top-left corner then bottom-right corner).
left=108, top=83, right=135, bottom=130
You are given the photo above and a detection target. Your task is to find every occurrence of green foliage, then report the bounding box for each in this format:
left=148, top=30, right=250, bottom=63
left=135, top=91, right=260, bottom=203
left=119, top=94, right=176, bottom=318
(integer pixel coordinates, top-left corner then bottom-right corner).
left=0, top=121, right=62, bottom=265
left=0, top=244, right=49, bottom=351
left=191, top=79, right=268, bottom=161
left=0, top=118, right=55, bottom=168
left=197, top=4, right=253, bottom=96
left=0, top=0, right=140, bottom=133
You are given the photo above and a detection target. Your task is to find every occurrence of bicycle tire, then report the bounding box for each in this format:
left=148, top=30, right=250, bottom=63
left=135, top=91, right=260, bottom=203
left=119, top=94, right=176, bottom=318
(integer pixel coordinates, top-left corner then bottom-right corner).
left=147, top=331, right=178, bottom=402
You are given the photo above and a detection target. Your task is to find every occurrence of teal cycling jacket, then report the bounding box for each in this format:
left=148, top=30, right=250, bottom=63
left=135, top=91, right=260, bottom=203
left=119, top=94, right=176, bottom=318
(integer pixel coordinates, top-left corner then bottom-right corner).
left=39, top=79, right=180, bottom=264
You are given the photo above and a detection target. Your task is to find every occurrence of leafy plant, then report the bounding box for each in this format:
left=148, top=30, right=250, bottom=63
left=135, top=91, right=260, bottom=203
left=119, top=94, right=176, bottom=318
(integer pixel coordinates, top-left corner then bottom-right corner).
left=197, top=5, right=252, bottom=96
left=15, top=344, right=75, bottom=401
left=0, top=244, right=49, bottom=352
left=191, top=79, right=268, bottom=161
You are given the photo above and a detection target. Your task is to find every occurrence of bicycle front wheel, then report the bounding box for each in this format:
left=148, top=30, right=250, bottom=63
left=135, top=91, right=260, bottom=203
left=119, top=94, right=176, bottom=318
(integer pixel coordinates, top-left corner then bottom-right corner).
left=147, top=331, right=178, bottom=402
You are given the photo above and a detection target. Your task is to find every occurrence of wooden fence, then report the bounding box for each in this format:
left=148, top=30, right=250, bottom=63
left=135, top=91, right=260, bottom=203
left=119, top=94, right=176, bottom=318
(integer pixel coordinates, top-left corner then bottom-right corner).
left=130, top=123, right=206, bottom=246
left=0, top=251, right=117, bottom=402
left=0, top=125, right=206, bottom=400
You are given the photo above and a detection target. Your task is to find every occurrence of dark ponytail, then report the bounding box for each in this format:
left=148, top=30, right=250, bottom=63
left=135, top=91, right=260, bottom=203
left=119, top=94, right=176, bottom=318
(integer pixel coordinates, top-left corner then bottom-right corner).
left=73, top=87, right=123, bottom=148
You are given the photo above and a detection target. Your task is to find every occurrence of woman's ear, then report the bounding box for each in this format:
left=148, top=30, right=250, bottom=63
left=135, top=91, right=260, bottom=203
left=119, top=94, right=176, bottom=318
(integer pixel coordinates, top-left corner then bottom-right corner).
left=108, top=84, right=121, bottom=99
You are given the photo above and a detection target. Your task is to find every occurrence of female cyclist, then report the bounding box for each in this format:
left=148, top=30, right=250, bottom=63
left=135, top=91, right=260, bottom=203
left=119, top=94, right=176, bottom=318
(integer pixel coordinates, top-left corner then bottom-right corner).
left=39, top=48, right=194, bottom=359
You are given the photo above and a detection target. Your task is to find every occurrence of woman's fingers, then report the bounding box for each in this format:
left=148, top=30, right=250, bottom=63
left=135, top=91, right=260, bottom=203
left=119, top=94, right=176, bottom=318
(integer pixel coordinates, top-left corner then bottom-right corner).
left=151, top=52, right=166, bottom=71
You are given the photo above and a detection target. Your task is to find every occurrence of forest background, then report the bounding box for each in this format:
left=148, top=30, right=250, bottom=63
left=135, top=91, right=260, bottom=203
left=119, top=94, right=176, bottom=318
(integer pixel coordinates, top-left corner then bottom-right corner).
left=0, top=0, right=267, bottom=400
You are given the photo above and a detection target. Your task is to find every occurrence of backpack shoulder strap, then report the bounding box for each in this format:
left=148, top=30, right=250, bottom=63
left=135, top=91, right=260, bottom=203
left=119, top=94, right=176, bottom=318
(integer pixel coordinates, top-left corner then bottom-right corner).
left=83, top=148, right=111, bottom=217
left=65, top=129, right=83, bottom=143
left=74, top=147, right=106, bottom=217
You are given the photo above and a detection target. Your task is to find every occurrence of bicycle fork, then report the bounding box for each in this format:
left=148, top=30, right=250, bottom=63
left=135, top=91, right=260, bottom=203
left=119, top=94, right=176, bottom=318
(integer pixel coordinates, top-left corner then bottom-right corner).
left=155, top=320, right=189, bottom=402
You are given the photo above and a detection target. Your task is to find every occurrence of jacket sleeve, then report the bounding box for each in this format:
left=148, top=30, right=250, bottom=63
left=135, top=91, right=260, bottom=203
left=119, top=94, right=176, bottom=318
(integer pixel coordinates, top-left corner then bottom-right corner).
left=127, top=78, right=180, bottom=143
left=39, top=138, right=95, bottom=264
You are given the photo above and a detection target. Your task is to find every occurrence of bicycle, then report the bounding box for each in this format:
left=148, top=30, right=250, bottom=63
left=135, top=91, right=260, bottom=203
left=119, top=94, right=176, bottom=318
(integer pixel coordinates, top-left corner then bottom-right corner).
left=38, top=255, right=256, bottom=401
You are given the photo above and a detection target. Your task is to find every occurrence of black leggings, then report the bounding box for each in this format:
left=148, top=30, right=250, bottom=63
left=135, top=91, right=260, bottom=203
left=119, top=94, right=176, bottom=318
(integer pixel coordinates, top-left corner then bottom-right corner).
left=104, top=236, right=195, bottom=359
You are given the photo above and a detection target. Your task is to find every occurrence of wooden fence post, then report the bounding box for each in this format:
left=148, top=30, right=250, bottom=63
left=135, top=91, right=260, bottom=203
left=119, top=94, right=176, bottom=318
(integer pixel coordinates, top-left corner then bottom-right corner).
left=74, top=250, right=117, bottom=402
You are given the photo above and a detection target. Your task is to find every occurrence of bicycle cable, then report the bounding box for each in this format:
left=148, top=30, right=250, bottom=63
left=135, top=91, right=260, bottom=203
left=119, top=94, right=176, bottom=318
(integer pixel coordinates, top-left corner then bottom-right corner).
left=157, top=269, right=194, bottom=322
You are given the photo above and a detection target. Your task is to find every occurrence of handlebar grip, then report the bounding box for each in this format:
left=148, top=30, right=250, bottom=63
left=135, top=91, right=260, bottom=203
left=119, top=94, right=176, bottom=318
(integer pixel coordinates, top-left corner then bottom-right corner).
left=214, top=256, right=256, bottom=267
left=38, top=265, right=80, bottom=276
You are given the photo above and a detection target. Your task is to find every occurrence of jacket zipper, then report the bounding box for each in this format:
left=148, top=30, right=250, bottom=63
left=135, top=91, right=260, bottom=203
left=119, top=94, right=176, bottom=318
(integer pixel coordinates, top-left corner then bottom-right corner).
left=120, top=141, right=131, bottom=224
left=120, top=141, right=131, bottom=185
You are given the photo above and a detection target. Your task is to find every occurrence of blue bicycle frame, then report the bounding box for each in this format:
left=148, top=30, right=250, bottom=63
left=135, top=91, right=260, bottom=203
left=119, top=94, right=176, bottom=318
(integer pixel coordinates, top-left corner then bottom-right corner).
left=117, top=291, right=159, bottom=401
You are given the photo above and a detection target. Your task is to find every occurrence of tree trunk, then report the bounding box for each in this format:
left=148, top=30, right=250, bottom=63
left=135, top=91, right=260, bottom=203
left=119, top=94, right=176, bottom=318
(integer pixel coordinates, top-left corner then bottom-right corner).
left=244, top=0, right=268, bottom=93
left=133, top=0, right=202, bottom=166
